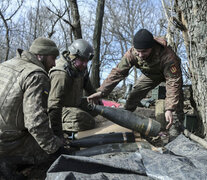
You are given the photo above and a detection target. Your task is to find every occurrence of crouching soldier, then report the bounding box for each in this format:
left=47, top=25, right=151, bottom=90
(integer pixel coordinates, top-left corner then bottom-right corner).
left=88, top=29, right=184, bottom=142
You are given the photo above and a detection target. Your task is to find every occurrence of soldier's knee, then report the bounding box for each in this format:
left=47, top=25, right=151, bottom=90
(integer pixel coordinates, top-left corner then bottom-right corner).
left=124, top=103, right=137, bottom=112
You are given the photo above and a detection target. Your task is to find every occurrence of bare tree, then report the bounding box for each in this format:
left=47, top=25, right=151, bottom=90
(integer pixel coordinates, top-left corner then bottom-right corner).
left=46, top=0, right=73, bottom=49
left=0, top=0, right=24, bottom=61
left=101, top=0, right=165, bottom=86
left=161, top=0, right=190, bottom=85
left=161, top=0, right=179, bottom=52
left=47, top=0, right=81, bottom=44
left=33, top=0, right=40, bottom=39
left=90, top=0, right=105, bottom=89
left=68, top=0, right=82, bottom=39
left=174, top=0, right=207, bottom=135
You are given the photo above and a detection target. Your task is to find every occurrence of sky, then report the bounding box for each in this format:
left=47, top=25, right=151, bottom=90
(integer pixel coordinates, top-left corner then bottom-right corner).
left=1, top=0, right=190, bottom=85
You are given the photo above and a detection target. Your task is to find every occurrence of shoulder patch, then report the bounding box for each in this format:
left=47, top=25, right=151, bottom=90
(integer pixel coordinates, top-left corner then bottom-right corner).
left=44, top=90, right=49, bottom=95
left=170, top=64, right=177, bottom=74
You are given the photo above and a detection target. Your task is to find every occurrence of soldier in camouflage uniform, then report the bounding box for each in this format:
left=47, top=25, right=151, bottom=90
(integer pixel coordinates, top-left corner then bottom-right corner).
left=48, top=39, right=96, bottom=137
left=0, top=37, right=71, bottom=176
left=88, top=29, right=184, bottom=141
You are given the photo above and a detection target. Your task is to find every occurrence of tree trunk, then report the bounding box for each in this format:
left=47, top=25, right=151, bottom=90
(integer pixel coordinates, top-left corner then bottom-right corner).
left=161, top=0, right=179, bottom=52
left=0, top=0, right=24, bottom=61
left=91, top=0, right=105, bottom=89
left=0, top=11, right=10, bottom=61
left=175, top=0, right=207, bottom=133
left=33, top=0, right=40, bottom=40
left=68, top=0, right=82, bottom=39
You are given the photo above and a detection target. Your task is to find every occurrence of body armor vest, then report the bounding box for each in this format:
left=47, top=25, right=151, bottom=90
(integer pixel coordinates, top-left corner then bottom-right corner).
left=0, top=52, right=47, bottom=144
left=50, top=56, right=86, bottom=107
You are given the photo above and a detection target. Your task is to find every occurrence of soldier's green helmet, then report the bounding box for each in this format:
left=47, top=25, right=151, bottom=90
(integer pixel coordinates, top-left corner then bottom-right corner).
left=68, top=39, right=94, bottom=60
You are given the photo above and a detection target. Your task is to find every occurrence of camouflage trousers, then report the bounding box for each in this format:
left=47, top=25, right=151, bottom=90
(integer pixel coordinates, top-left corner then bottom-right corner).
left=124, top=74, right=184, bottom=141
left=125, top=74, right=164, bottom=111
left=0, top=135, right=50, bottom=165
left=62, top=107, right=95, bottom=132
left=0, top=135, right=57, bottom=179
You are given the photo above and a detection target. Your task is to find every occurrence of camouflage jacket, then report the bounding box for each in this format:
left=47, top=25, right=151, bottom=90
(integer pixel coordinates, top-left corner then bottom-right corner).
left=98, top=38, right=183, bottom=111
left=0, top=49, right=62, bottom=155
left=48, top=51, right=96, bottom=135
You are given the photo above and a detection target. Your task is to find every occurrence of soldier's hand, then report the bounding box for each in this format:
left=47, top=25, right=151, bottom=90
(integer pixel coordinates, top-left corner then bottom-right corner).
left=87, top=92, right=102, bottom=105
left=165, top=110, right=173, bottom=129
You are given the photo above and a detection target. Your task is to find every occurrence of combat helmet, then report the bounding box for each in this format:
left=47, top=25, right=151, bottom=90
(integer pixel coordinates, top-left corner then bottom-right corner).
left=68, top=39, right=94, bottom=60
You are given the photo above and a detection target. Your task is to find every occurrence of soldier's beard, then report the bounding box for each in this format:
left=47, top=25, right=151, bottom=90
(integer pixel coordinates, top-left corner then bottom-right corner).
left=142, top=53, right=152, bottom=62
left=72, top=59, right=87, bottom=72
left=39, top=56, right=50, bottom=72
left=140, top=57, right=148, bottom=61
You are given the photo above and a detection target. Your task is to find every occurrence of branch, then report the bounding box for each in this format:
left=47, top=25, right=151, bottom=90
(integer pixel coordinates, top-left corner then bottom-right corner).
left=171, top=17, right=187, bottom=31
left=0, top=10, right=10, bottom=60
left=48, top=17, right=59, bottom=38
left=161, top=0, right=186, bottom=31
left=46, top=7, right=73, bottom=28
left=181, top=63, right=191, bottom=79
left=184, top=129, right=207, bottom=150
left=5, top=0, right=24, bottom=21
left=161, top=0, right=171, bottom=23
